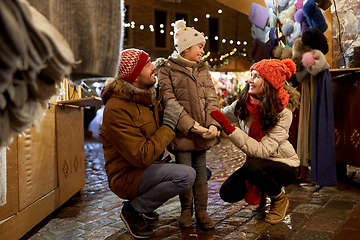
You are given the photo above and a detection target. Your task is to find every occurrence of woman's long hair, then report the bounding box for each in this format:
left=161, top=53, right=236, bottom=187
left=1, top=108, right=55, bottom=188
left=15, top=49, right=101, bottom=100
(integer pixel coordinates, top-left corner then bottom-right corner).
left=234, top=81, right=282, bottom=132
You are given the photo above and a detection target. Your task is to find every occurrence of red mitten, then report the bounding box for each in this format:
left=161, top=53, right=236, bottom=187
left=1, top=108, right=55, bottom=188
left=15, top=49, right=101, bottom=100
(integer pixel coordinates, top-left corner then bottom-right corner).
left=244, top=180, right=262, bottom=205
left=211, top=110, right=235, bottom=135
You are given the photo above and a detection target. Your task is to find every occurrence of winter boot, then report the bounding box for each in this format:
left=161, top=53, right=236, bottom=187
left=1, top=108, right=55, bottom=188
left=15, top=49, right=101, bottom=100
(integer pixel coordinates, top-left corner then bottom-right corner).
left=193, top=183, right=215, bottom=230
left=265, top=191, right=289, bottom=224
left=179, top=189, right=193, bottom=228
left=120, top=201, right=154, bottom=238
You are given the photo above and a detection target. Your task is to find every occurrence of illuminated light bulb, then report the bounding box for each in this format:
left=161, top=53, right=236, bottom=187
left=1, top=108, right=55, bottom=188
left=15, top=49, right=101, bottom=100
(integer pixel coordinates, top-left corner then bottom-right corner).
left=237, top=41, right=241, bottom=45
left=214, top=36, right=218, bottom=40
left=229, top=40, right=233, bottom=44
left=194, top=18, right=198, bottom=22
left=160, top=24, right=164, bottom=28
left=140, top=25, right=144, bottom=30
left=218, top=9, right=223, bottom=14
left=206, top=14, right=210, bottom=18
left=222, top=39, right=226, bottom=43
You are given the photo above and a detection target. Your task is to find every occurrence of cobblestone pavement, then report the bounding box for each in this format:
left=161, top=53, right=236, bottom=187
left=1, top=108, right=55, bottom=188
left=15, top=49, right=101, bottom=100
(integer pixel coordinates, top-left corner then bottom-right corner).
left=21, top=137, right=360, bottom=240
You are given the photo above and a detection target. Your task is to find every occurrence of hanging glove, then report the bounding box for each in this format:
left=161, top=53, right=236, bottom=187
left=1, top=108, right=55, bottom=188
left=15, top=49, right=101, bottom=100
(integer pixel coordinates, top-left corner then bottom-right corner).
left=163, top=99, right=184, bottom=131
left=211, top=110, right=235, bottom=135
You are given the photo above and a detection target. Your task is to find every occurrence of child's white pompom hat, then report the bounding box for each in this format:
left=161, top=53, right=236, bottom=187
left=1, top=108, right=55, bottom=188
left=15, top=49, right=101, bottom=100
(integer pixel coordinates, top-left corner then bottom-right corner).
left=173, top=20, right=206, bottom=54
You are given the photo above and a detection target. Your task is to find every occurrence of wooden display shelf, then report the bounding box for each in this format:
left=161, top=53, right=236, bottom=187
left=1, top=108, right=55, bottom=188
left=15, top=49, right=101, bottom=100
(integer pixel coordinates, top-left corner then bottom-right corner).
left=330, top=67, right=360, bottom=79
left=57, top=96, right=102, bottom=108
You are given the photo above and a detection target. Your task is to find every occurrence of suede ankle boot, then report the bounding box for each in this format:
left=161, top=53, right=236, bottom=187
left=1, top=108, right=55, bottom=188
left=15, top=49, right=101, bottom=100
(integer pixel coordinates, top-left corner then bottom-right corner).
left=179, top=189, right=193, bottom=228
left=193, top=183, right=215, bottom=230
left=265, top=191, right=289, bottom=224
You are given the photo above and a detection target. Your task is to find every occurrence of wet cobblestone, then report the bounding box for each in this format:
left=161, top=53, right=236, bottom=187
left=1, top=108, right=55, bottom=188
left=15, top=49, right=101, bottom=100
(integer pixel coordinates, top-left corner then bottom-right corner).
left=20, top=137, right=360, bottom=240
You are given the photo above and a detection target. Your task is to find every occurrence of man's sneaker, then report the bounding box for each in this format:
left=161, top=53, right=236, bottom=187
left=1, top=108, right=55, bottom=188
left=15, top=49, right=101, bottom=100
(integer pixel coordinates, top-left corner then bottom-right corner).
left=142, top=211, right=159, bottom=220
left=120, top=201, right=155, bottom=239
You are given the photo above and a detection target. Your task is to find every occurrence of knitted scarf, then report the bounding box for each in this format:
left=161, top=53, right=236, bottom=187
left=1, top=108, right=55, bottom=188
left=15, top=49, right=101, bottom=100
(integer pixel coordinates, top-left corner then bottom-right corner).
left=243, top=94, right=264, bottom=205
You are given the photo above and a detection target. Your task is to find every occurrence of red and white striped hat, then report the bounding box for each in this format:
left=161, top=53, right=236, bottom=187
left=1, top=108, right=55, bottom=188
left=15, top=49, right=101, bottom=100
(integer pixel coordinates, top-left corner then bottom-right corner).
left=117, top=49, right=149, bottom=83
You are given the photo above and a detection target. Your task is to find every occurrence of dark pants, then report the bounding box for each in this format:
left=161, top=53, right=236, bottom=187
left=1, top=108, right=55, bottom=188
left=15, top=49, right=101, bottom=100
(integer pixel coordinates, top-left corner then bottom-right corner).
left=220, top=158, right=297, bottom=203
left=132, top=163, right=196, bottom=214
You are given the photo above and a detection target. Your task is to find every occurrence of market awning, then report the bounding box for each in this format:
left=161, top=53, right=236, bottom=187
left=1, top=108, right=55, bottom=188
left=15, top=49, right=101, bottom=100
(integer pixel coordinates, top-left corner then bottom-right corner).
left=217, top=0, right=266, bottom=16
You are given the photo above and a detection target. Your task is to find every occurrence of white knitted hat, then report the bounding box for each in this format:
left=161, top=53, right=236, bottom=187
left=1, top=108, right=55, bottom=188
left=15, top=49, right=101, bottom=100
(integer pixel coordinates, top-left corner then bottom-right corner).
left=173, top=20, right=206, bottom=54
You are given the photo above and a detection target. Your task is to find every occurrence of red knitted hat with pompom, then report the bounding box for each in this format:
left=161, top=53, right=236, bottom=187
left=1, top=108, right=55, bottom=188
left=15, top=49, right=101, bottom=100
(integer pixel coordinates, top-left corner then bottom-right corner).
left=117, top=49, right=149, bottom=83
left=250, top=59, right=296, bottom=90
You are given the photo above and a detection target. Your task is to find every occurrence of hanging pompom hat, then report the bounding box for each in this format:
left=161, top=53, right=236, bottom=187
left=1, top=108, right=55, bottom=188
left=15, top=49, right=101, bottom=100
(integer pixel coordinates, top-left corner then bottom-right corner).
left=173, top=20, right=206, bottom=54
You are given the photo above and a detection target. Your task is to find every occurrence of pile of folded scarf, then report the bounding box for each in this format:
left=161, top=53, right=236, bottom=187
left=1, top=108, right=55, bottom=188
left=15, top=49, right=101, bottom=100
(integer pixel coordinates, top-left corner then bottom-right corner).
left=0, top=0, right=75, bottom=147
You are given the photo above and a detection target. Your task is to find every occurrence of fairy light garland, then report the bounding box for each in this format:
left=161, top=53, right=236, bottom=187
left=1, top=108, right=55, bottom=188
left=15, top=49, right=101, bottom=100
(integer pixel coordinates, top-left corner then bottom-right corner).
left=124, top=8, right=250, bottom=68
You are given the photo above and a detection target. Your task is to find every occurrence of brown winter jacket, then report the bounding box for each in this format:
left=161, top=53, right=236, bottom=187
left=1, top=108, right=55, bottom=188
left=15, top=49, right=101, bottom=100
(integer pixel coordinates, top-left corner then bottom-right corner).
left=157, top=56, right=221, bottom=151
left=99, top=79, right=175, bottom=200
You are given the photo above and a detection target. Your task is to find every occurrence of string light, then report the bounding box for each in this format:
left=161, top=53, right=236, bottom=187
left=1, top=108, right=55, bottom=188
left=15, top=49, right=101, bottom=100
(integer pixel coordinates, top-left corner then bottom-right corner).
left=125, top=20, right=247, bottom=49
left=123, top=8, right=247, bottom=54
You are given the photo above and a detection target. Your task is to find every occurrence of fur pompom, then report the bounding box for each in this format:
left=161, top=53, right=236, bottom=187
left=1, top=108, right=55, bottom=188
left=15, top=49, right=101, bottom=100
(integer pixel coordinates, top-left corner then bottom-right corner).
left=273, top=45, right=284, bottom=59
left=302, top=51, right=315, bottom=69
left=174, top=20, right=186, bottom=32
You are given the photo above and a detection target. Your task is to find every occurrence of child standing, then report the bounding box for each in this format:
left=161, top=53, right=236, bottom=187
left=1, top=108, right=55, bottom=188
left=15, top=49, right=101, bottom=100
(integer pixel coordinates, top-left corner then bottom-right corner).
left=157, top=20, right=221, bottom=229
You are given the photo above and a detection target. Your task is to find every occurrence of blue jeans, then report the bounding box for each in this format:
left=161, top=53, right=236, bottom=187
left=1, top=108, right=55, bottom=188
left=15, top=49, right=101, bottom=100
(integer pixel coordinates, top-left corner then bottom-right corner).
left=131, top=163, right=196, bottom=214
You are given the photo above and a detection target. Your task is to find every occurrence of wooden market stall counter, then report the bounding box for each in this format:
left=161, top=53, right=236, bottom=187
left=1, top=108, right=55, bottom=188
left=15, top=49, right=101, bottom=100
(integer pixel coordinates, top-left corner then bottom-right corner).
left=331, top=68, right=360, bottom=167
left=0, top=97, right=102, bottom=240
